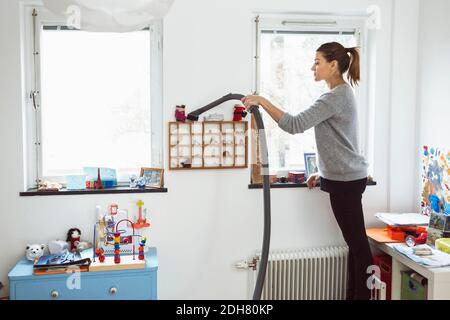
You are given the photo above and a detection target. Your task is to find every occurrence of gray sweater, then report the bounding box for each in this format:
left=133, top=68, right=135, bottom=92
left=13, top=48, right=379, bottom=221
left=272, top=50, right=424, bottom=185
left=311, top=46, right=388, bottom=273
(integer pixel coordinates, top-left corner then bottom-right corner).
left=278, top=83, right=368, bottom=181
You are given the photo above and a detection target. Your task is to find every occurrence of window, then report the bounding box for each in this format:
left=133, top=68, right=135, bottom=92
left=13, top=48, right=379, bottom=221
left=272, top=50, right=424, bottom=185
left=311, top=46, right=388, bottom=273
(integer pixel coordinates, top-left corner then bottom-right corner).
left=22, top=7, right=163, bottom=189
left=254, top=15, right=369, bottom=174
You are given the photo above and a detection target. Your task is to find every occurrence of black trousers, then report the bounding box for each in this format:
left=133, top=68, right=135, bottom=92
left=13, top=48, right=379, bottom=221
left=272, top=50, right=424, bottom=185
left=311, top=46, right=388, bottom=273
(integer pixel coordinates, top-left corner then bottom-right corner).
left=320, top=177, right=372, bottom=300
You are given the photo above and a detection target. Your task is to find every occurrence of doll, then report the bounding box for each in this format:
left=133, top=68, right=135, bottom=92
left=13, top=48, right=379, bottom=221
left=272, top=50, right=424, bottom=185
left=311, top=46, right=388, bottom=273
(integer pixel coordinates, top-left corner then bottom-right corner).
left=175, top=105, right=186, bottom=122
left=66, top=228, right=92, bottom=252
left=233, top=105, right=247, bottom=121
left=66, top=228, right=81, bottom=252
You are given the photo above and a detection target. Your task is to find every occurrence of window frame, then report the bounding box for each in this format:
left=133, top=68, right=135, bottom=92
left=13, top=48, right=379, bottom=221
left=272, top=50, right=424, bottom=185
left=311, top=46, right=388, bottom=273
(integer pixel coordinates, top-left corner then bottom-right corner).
left=252, top=13, right=373, bottom=175
left=20, top=4, right=164, bottom=190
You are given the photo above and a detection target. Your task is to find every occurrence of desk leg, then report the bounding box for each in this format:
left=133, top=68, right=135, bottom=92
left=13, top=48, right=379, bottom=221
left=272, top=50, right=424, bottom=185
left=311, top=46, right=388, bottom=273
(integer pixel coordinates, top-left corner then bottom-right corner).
left=391, top=258, right=410, bottom=300
left=427, top=280, right=450, bottom=300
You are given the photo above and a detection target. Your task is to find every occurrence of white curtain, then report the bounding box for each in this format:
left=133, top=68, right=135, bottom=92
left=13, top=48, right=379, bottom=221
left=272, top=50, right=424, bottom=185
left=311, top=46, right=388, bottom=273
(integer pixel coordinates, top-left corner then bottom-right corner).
left=43, top=0, right=174, bottom=32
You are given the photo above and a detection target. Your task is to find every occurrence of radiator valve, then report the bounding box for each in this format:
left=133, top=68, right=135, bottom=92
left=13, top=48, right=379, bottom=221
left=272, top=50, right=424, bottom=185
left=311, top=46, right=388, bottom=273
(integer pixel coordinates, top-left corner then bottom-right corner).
left=234, top=258, right=258, bottom=270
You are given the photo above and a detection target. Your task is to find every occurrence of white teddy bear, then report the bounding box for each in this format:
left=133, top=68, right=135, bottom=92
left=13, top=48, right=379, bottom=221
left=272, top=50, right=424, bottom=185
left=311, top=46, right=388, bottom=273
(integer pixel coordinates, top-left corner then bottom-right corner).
left=26, top=244, right=46, bottom=261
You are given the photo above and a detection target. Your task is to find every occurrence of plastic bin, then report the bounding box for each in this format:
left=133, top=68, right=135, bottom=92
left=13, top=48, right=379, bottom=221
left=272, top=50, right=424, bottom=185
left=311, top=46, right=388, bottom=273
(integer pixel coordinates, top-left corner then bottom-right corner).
left=401, top=271, right=427, bottom=300
left=435, top=238, right=450, bottom=254
left=373, top=255, right=392, bottom=300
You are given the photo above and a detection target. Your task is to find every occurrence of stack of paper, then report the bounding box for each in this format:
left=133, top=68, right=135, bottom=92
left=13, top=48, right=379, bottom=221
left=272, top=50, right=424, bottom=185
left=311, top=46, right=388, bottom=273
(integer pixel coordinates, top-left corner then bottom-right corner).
left=393, top=244, right=450, bottom=268
left=375, top=212, right=430, bottom=226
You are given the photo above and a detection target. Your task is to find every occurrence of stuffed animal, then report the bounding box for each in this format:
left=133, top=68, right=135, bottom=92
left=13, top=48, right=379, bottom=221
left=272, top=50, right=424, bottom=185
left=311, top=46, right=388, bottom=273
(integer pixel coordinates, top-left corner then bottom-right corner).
left=175, top=105, right=186, bottom=122
left=233, top=105, right=247, bottom=121
left=66, top=228, right=93, bottom=252
left=66, top=228, right=81, bottom=252
left=26, top=244, right=45, bottom=261
left=48, top=240, right=69, bottom=255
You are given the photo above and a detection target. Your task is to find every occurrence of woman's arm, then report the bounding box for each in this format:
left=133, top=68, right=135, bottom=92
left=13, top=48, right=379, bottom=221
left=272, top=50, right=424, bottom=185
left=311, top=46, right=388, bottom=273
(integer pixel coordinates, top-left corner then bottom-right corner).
left=242, top=93, right=338, bottom=135
left=241, top=95, right=285, bottom=123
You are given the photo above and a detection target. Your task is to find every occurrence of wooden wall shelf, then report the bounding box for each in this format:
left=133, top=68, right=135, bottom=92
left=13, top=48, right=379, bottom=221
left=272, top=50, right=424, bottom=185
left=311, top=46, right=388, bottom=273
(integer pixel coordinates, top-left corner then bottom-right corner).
left=169, top=121, right=248, bottom=170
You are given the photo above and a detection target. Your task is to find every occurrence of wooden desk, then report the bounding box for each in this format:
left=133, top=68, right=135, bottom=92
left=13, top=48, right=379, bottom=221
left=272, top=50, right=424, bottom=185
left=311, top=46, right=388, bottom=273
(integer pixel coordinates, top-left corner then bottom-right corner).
left=368, top=236, right=450, bottom=300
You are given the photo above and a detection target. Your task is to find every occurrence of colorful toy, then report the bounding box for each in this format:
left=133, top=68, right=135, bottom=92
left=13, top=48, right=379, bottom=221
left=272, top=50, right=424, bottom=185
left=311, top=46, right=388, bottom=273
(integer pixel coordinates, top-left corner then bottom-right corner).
left=110, top=203, right=118, bottom=215
left=134, top=200, right=150, bottom=229
left=405, top=231, right=428, bottom=247
left=95, top=247, right=105, bottom=262
left=175, top=105, right=187, bottom=122
left=91, top=203, right=151, bottom=271
left=138, top=236, right=147, bottom=260
left=66, top=227, right=92, bottom=252
left=95, top=168, right=103, bottom=189
left=25, top=244, right=45, bottom=261
left=66, top=228, right=81, bottom=252
left=233, top=104, right=247, bottom=121
left=386, top=225, right=428, bottom=244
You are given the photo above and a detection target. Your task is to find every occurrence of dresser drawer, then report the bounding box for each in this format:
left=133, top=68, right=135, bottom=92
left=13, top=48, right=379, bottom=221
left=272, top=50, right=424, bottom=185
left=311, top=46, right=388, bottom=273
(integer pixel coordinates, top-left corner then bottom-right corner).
left=12, top=271, right=156, bottom=300
left=9, top=248, right=158, bottom=300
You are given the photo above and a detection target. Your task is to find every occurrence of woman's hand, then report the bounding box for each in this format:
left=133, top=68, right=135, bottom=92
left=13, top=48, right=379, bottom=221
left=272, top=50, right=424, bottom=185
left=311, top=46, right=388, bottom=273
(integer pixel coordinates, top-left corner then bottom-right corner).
left=241, top=95, right=285, bottom=124
left=241, top=95, right=265, bottom=111
left=306, top=173, right=320, bottom=189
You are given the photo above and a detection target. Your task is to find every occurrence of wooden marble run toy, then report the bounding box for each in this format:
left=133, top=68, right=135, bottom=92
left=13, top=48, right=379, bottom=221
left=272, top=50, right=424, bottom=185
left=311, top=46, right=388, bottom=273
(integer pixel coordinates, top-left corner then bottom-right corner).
left=90, top=202, right=151, bottom=272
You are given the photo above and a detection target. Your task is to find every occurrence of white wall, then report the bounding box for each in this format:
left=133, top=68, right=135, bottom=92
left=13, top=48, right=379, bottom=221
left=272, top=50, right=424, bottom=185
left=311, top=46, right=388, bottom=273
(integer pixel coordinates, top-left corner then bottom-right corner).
left=415, top=0, right=450, bottom=203
left=0, top=0, right=419, bottom=299
left=417, top=0, right=450, bottom=146
left=388, top=0, right=420, bottom=212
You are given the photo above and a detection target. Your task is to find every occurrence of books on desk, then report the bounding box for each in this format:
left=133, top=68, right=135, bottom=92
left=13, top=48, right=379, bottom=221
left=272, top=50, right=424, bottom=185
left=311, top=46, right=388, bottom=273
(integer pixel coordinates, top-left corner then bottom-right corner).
left=375, top=212, right=430, bottom=226
left=33, top=251, right=91, bottom=275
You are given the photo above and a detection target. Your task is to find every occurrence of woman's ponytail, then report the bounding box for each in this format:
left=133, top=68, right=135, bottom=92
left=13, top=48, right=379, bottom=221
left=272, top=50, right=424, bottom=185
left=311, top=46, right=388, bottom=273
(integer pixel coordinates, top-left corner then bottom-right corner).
left=317, top=43, right=361, bottom=87
left=346, top=47, right=360, bottom=87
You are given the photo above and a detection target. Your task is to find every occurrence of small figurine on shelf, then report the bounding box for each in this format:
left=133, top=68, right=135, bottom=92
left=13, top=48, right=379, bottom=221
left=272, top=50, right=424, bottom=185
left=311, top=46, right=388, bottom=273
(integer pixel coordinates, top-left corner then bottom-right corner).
left=135, top=177, right=146, bottom=188
left=95, top=168, right=103, bottom=189
left=175, top=105, right=187, bottom=122
left=181, top=159, right=192, bottom=168
left=129, top=175, right=138, bottom=188
left=233, top=104, right=247, bottom=121
left=203, top=113, right=224, bottom=121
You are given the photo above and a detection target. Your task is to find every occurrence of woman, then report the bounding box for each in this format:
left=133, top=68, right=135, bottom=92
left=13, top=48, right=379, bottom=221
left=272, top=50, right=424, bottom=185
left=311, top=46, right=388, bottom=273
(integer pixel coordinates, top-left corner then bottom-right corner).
left=242, top=42, right=372, bottom=300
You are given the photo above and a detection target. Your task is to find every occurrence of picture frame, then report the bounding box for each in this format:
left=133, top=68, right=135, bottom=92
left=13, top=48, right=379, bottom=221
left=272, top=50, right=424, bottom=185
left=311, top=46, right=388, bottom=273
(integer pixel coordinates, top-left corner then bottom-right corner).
left=140, top=168, right=164, bottom=188
left=304, top=153, right=318, bottom=179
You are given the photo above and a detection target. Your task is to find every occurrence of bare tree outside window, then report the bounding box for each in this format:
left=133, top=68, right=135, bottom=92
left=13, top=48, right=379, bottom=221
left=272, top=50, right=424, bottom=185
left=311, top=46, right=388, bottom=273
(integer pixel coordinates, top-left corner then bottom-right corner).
left=260, top=32, right=357, bottom=171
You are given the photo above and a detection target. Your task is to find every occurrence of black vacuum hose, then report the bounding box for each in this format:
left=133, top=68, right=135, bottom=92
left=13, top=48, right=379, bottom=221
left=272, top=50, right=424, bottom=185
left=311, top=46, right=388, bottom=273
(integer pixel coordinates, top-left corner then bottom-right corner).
left=186, top=94, right=271, bottom=300
left=248, top=105, right=271, bottom=300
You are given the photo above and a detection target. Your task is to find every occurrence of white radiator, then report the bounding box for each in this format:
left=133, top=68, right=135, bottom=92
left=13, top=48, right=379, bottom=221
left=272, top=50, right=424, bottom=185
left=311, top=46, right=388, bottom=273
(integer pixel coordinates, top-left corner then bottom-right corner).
left=253, top=246, right=349, bottom=300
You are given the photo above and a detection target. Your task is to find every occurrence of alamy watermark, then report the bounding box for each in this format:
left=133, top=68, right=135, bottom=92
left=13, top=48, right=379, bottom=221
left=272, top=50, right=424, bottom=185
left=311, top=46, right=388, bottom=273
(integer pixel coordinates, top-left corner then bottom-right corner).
left=66, top=266, right=81, bottom=290
left=66, top=5, right=81, bottom=30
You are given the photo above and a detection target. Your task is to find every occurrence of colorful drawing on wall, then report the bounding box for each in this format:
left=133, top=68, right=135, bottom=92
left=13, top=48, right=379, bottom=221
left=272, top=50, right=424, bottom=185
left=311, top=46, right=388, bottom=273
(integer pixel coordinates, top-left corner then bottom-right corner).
left=422, top=146, right=450, bottom=246
left=421, top=146, right=450, bottom=216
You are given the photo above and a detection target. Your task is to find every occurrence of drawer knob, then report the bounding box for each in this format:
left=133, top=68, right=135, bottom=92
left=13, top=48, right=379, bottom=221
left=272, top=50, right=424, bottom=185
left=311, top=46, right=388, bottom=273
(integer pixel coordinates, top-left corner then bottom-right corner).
left=50, top=290, right=59, bottom=299
left=110, top=287, right=118, bottom=295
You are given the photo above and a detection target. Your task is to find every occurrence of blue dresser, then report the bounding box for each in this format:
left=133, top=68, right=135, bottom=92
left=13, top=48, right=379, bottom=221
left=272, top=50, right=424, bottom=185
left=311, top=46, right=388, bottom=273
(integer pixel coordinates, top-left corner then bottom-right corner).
left=8, top=247, right=157, bottom=300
